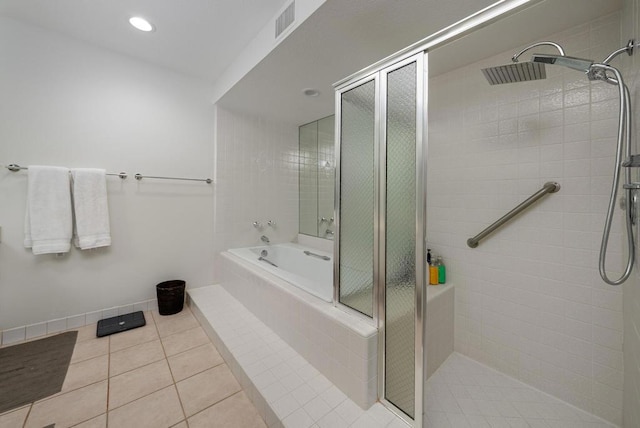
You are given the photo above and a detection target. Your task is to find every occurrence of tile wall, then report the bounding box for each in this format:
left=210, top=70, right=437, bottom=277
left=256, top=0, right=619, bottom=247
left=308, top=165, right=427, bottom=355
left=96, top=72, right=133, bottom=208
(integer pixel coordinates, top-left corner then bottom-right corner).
left=427, top=13, right=625, bottom=426
left=622, top=1, right=640, bottom=426
left=218, top=252, right=378, bottom=409
left=213, top=106, right=299, bottom=280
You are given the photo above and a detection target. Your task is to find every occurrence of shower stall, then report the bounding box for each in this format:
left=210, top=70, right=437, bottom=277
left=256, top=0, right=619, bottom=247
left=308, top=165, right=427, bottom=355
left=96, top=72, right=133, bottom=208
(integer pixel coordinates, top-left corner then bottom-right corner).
left=333, top=0, right=640, bottom=427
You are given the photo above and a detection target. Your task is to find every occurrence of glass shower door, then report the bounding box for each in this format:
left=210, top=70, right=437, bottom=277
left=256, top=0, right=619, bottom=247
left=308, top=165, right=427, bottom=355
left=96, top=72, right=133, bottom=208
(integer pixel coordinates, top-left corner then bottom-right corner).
left=337, top=78, right=377, bottom=317
left=335, top=51, right=426, bottom=425
left=382, top=57, right=420, bottom=419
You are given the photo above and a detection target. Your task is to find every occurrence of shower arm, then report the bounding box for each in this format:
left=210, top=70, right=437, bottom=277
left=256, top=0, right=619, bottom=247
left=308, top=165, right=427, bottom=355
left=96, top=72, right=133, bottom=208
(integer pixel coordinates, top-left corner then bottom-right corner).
left=511, top=41, right=565, bottom=63
left=592, top=40, right=638, bottom=85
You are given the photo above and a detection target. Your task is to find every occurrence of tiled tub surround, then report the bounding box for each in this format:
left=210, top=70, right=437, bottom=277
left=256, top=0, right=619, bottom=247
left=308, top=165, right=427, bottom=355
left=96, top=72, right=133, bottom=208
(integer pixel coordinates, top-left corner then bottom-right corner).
left=216, top=248, right=454, bottom=412
left=428, top=13, right=626, bottom=425
left=219, top=251, right=378, bottom=409
left=188, top=285, right=407, bottom=428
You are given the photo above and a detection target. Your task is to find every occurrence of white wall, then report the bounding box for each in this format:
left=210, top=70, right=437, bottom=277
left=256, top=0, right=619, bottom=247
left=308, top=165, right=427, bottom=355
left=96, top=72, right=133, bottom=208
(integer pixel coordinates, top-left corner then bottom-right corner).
left=0, top=18, right=215, bottom=330
left=212, top=106, right=298, bottom=280
left=428, top=13, right=625, bottom=426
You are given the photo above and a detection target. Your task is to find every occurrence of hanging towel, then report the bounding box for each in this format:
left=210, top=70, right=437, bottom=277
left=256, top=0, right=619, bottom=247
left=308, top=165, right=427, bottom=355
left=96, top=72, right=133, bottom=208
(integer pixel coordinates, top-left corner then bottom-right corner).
left=71, top=168, right=111, bottom=250
left=24, top=166, right=73, bottom=255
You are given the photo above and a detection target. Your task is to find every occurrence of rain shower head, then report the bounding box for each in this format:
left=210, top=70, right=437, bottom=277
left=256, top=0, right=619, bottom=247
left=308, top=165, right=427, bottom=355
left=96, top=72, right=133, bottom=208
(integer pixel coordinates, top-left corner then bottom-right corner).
left=481, top=61, right=546, bottom=85
left=531, top=54, right=594, bottom=73
left=481, top=41, right=565, bottom=85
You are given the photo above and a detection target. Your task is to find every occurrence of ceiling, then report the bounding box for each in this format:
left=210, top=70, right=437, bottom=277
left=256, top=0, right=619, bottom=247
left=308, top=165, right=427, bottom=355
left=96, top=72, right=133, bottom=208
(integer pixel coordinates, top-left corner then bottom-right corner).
left=218, top=0, right=622, bottom=125
left=1, top=0, right=624, bottom=126
left=0, top=0, right=288, bottom=83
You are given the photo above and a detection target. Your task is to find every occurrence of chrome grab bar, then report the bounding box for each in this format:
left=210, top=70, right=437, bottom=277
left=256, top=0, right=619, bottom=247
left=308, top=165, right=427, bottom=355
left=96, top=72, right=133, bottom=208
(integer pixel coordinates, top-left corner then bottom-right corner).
left=467, top=181, right=561, bottom=248
left=303, top=250, right=330, bottom=261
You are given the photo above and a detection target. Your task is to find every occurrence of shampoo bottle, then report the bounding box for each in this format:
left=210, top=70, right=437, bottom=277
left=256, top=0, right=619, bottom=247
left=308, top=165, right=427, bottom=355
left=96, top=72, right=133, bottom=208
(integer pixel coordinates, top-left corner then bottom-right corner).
left=429, top=256, right=439, bottom=285
left=437, top=256, right=446, bottom=284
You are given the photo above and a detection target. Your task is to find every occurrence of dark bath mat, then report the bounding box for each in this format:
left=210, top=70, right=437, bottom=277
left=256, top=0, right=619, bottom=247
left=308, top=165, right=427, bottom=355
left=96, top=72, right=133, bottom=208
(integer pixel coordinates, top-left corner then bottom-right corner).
left=0, top=331, right=77, bottom=413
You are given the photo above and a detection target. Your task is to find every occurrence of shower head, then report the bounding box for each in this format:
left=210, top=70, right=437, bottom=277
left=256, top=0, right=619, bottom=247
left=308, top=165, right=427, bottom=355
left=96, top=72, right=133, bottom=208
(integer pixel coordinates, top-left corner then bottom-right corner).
left=481, top=41, right=565, bottom=85
left=481, top=61, right=546, bottom=85
left=531, top=54, right=594, bottom=73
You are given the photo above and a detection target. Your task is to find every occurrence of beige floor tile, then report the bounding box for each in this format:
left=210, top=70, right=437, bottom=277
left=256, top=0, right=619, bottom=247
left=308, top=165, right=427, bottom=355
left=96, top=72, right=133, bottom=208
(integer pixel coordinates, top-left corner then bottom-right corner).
left=108, top=359, right=174, bottom=410
left=168, top=342, right=225, bottom=382
left=71, top=337, right=110, bottom=364
left=155, top=312, right=199, bottom=338
left=74, top=324, right=99, bottom=342
left=0, top=406, right=30, bottom=428
left=109, top=322, right=159, bottom=353
left=176, top=364, right=241, bottom=417
left=72, top=413, right=106, bottom=427
left=170, top=422, right=188, bottom=428
left=61, top=354, right=109, bottom=393
left=161, top=326, right=209, bottom=357
left=188, top=392, right=266, bottom=428
left=109, top=339, right=165, bottom=377
left=26, top=380, right=107, bottom=428
left=107, top=386, right=184, bottom=428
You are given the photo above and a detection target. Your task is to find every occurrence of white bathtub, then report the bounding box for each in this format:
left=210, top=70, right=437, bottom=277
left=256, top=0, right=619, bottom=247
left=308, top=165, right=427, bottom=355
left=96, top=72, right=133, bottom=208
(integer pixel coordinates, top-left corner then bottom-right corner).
left=228, top=243, right=333, bottom=302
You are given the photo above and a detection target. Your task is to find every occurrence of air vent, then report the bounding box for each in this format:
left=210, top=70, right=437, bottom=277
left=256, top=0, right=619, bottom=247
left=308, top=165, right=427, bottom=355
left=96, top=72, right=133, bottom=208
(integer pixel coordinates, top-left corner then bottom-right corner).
left=275, top=2, right=295, bottom=39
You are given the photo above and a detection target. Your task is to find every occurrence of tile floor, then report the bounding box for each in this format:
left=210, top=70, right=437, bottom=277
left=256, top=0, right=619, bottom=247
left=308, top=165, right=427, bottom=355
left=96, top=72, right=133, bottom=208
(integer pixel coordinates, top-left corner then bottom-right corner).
left=424, top=353, right=617, bottom=428
left=0, top=301, right=619, bottom=428
left=0, top=308, right=266, bottom=428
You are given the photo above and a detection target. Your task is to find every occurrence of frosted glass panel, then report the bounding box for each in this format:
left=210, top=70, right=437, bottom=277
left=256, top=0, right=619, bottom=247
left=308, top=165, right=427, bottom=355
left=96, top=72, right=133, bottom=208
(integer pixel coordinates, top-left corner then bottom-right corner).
left=339, top=80, right=375, bottom=317
left=384, top=61, right=416, bottom=417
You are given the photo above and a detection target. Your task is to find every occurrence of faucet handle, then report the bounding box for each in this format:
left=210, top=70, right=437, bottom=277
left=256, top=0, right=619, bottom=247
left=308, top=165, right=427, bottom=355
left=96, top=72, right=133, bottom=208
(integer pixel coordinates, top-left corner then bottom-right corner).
left=253, top=221, right=263, bottom=230
left=267, top=220, right=277, bottom=227
left=319, top=217, right=327, bottom=224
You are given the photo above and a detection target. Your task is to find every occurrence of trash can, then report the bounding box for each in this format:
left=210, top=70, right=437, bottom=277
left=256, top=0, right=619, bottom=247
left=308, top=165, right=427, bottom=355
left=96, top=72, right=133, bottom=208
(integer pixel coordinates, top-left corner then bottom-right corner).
left=156, top=280, right=186, bottom=315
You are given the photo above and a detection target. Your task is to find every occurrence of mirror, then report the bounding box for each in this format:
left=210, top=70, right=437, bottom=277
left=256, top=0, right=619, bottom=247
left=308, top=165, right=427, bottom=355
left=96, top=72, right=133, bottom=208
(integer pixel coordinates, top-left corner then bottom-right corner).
left=299, top=115, right=335, bottom=239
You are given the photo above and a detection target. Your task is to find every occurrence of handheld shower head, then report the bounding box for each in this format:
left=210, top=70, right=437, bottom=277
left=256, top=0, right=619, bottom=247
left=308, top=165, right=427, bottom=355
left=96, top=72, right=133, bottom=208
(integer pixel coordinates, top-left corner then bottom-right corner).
left=530, top=54, right=594, bottom=73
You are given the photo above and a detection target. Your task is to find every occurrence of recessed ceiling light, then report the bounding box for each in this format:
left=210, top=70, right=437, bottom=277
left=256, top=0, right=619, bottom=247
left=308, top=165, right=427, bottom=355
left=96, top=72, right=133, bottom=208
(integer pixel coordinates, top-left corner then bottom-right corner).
left=303, top=88, right=320, bottom=97
left=129, top=16, right=155, bottom=32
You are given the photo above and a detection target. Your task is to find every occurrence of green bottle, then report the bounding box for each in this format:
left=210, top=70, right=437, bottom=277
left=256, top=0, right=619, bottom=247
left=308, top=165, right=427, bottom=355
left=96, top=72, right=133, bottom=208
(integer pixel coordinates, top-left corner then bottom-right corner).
left=437, top=256, right=446, bottom=284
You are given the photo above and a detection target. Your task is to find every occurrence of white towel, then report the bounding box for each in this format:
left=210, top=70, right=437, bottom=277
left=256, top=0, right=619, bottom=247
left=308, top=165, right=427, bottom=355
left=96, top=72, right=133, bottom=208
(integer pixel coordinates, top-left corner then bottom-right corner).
left=71, top=168, right=112, bottom=250
left=24, top=165, right=73, bottom=255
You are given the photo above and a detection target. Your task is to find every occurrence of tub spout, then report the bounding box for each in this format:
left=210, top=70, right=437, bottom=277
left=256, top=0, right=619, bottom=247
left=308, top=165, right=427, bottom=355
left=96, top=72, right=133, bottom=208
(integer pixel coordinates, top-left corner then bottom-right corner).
left=261, top=235, right=270, bottom=244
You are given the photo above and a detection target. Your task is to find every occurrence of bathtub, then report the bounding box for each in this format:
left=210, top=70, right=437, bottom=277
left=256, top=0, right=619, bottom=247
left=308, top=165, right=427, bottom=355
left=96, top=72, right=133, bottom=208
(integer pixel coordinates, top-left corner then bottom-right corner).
left=219, top=242, right=454, bottom=408
left=228, top=243, right=332, bottom=302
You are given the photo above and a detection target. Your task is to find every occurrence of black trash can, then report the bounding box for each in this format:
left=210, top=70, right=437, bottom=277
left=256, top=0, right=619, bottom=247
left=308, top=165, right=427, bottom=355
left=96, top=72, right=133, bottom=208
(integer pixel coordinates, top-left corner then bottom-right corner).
left=156, top=280, right=186, bottom=315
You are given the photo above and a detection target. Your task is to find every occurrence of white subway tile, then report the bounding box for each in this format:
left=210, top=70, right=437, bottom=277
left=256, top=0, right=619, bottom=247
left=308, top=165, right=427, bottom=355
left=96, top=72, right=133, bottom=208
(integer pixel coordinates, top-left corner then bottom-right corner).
left=47, top=318, right=67, bottom=334
left=25, top=322, right=47, bottom=340
left=2, top=326, right=25, bottom=345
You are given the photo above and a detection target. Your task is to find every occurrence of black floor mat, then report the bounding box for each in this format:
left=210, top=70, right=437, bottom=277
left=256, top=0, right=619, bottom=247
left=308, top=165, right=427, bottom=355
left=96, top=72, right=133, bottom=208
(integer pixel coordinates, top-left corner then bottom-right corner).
left=0, top=331, right=77, bottom=413
left=96, top=311, right=146, bottom=337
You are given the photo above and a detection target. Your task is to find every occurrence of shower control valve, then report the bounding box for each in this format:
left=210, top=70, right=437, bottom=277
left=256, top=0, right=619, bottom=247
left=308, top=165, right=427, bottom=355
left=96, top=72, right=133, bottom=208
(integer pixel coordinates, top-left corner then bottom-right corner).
left=252, top=221, right=263, bottom=230
left=267, top=220, right=277, bottom=228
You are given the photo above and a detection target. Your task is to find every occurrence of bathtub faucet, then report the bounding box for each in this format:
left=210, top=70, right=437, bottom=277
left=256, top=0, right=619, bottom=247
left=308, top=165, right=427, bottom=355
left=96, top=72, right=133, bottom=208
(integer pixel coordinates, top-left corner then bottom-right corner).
left=261, top=235, right=270, bottom=244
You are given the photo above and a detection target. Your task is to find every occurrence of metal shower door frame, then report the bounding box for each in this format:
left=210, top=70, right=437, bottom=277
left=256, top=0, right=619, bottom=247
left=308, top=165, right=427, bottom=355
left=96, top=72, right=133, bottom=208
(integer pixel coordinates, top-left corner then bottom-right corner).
left=334, top=51, right=427, bottom=426
left=377, top=52, right=428, bottom=426
left=333, top=72, right=381, bottom=323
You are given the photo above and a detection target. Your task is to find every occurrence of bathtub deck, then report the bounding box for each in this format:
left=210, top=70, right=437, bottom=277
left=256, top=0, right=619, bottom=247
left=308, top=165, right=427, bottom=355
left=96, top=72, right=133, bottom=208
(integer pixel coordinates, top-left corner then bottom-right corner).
left=188, top=285, right=408, bottom=428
